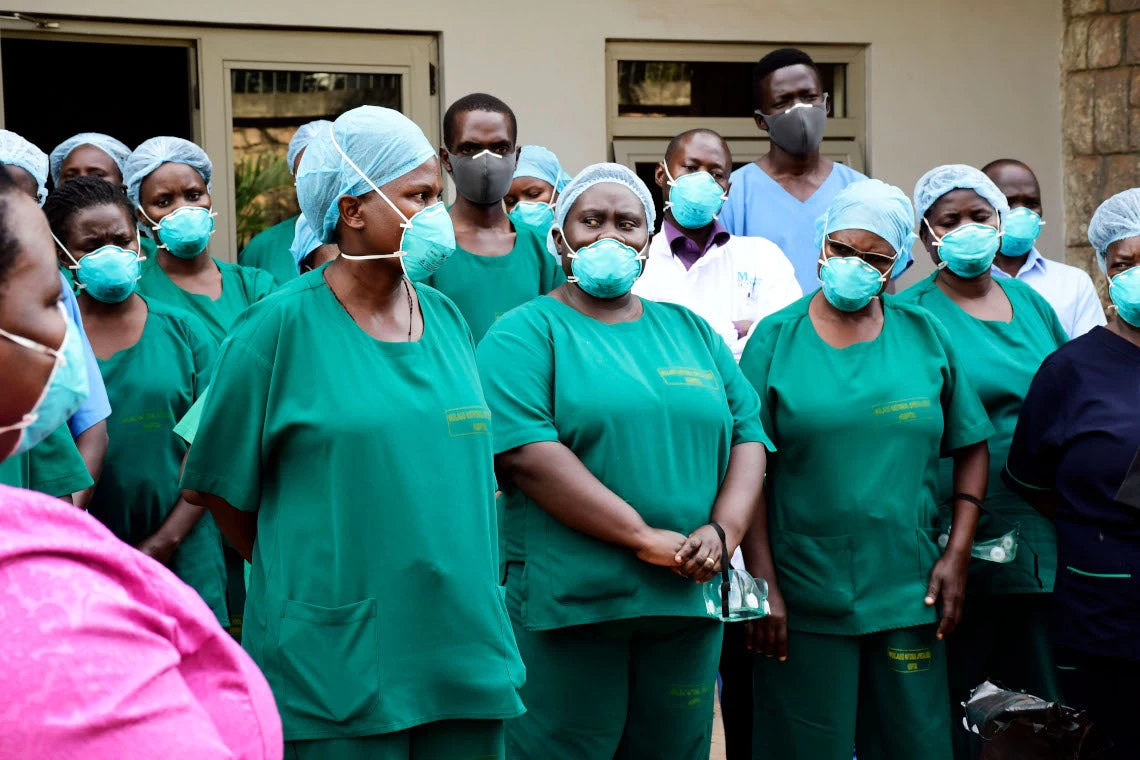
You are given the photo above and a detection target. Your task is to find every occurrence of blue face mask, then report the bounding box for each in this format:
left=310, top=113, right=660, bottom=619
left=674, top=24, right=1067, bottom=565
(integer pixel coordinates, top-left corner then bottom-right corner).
left=1000, top=207, right=1043, bottom=257
left=54, top=234, right=143, bottom=304
left=664, top=164, right=727, bottom=230
left=562, top=235, right=646, bottom=299
left=818, top=254, right=888, bottom=312
left=508, top=200, right=556, bottom=235
left=1109, top=265, right=1140, bottom=327
left=0, top=303, right=90, bottom=458
left=925, top=219, right=1002, bottom=279
left=145, top=205, right=216, bottom=259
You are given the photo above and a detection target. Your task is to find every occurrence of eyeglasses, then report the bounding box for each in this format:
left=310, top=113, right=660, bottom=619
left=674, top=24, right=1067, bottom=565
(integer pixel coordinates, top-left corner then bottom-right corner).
left=824, top=236, right=897, bottom=269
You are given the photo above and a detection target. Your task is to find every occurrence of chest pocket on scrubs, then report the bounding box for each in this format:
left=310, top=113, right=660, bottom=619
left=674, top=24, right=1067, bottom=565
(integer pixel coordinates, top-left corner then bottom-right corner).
left=278, top=598, right=380, bottom=724
left=772, top=530, right=855, bottom=618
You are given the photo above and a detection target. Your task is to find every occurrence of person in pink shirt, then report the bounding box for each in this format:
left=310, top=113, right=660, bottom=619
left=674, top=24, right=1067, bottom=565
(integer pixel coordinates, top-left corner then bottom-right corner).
left=0, top=163, right=283, bottom=759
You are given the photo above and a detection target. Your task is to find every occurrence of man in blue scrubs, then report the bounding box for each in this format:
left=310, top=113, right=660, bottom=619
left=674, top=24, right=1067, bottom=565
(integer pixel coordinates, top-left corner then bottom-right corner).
left=720, top=48, right=909, bottom=293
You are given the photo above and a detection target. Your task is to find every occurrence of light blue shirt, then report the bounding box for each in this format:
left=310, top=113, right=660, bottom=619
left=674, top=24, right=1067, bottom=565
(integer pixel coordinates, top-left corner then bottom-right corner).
left=720, top=161, right=910, bottom=293
left=59, top=272, right=111, bottom=437
left=990, top=249, right=1106, bottom=338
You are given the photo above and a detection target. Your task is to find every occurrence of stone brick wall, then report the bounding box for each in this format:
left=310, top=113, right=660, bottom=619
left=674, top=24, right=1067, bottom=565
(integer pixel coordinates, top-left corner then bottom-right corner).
left=1062, top=0, right=1140, bottom=299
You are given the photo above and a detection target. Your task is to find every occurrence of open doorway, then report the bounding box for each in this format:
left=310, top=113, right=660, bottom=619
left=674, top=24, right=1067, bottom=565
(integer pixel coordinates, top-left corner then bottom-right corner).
left=1, top=35, right=195, bottom=174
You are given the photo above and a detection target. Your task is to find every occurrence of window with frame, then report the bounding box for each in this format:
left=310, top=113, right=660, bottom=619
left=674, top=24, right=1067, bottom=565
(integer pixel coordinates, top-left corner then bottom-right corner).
left=606, top=41, right=868, bottom=225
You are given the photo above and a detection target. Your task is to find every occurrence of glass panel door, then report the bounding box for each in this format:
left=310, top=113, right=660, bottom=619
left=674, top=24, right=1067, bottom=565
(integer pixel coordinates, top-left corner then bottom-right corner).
left=230, top=68, right=406, bottom=248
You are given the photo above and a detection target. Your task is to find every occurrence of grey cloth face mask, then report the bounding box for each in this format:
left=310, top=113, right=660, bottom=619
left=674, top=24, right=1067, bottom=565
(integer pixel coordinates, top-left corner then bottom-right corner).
left=448, top=149, right=516, bottom=205
left=757, top=102, right=828, bottom=156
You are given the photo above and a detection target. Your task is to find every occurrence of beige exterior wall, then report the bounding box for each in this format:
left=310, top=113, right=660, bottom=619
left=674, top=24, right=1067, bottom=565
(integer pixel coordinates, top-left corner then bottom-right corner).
left=30, top=0, right=1064, bottom=281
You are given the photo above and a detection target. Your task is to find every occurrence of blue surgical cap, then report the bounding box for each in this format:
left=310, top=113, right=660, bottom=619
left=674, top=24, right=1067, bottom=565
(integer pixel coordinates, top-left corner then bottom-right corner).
left=49, top=132, right=131, bottom=185
left=296, top=106, right=436, bottom=243
left=549, top=163, right=655, bottom=258
left=124, top=136, right=213, bottom=207
left=290, top=214, right=323, bottom=266
left=555, top=163, right=656, bottom=234
left=287, top=120, right=333, bottom=176
left=0, top=130, right=48, bottom=205
left=815, top=179, right=917, bottom=258
left=913, top=164, right=1010, bottom=224
left=1088, top=188, right=1140, bottom=272
left=515, top=145, right=571, bottom=194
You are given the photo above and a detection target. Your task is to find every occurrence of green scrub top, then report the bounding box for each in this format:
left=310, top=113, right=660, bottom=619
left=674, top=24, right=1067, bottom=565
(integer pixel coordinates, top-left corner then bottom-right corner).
left=136, top=256, right=277, bottom=344
left=88, top=297, right=227, bottom=625
left=897, top=273, right=1068, bottom=594
left=738, top=294, right=994, bottom=637
left=0, top=424, right=93, bottom=497
left=426, top=221, right=565, bottom=343
left=141, top=234, right=158, bottom=261
left=477, top=296, right=771, bottom=631
left=181, top=270, right=525, bottom=741
left=174, top=386, right=208, bottom=446
left=239, top=215, right=300, bottom=286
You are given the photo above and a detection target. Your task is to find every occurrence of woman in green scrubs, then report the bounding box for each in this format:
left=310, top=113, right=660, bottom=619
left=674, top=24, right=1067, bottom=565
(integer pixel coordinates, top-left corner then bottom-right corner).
left=123, top=136, right=276, bottom=344
left=741, top=179, right=992, bottom=760
left=478, top=162, right=769, bottom=760
left=44, top=176, right=226, bottom=625
left=239, top=119, right=333, bottom=285
left=180, top=106, right=524, bottom=759
left=503, top=145, right=570, bottom=237
left=898, top=165, right=1068, bottom=759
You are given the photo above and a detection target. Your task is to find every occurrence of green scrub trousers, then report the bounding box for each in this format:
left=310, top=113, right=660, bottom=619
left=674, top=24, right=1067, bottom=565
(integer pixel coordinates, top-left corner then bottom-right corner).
left=507, top=613, right=723, bottom=760
left=754, top=625, right=952, bottom=760
left=285, top=720, right=505, bottom=760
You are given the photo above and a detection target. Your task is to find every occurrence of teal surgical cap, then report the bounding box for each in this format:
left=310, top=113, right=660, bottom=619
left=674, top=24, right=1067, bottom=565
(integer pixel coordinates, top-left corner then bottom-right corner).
left=0, top=130, right=48, bottom=205
left=913, top=164, right=1010, bottom=224
left=49, top=132, right=131, bottom=185
left=296, top=106, right=436, bottom=243
left=815, top=179, right=917, bottom=258
left=290, top=214, right=323, bottom=266
left=124, top=137, right=213, bottom=207
left=1088, top=188, right=1140, bottom=272
left=515, top=145, right=571, bottom=193
left=287, top=120, right=333, bottom=175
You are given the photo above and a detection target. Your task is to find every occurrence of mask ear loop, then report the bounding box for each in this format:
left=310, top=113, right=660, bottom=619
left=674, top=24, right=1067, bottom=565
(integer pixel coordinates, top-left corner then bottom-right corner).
left=49, top=231, right=82, bottom=271
left=328, top=128, right=416, bottom=272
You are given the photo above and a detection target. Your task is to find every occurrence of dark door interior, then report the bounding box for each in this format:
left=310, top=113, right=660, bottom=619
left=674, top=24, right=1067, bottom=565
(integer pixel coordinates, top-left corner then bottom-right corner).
left=2, top=36, right=194, bottom=184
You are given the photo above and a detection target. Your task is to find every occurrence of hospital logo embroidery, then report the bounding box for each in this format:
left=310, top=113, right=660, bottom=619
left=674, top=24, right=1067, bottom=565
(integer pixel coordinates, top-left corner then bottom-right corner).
left=870, top=397, right=934, bottom=426
left=658, top=367, right=719, bottom=389
left=668, top=683, right=713, bottom=710
left=887, top=647, right=932, bottom=674
left=445, top=405, right=492, bottom=437
left=737, top=271, right=759, bottom=300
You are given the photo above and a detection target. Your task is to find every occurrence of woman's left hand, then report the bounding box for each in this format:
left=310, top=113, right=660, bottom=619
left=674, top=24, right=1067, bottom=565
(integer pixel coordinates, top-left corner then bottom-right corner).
left=675, top=524, right=725, bottom=583
left=925, top=550, right=969, bottom=639
left=136, top=534, right=177, bottom=566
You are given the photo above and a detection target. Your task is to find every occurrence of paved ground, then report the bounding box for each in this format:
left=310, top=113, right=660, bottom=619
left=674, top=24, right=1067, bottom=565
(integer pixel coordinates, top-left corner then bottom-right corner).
left=711, top=700, right=727, bottom=760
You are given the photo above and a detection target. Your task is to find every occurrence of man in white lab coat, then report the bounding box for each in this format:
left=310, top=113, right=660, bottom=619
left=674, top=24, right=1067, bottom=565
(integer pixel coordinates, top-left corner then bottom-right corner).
left=634, top=128, right=802, bottom=360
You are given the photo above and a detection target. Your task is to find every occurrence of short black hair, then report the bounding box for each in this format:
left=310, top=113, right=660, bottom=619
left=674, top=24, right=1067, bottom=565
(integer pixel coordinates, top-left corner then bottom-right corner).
left=442, top=92, right=518, bottom=150
left=43, top=175, right=134, bottom=245
left=753, top=48, right=819, bottom=103
left=0, top=165, right=26, bottom=288
left=664, top=129, right=732, bottom=165
left=981, top=158, right=1034, bottom=176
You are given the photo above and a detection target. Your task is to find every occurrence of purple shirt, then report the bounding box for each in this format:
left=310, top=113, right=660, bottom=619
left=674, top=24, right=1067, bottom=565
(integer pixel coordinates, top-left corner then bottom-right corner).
left=663, top=218, right=732, bottom=271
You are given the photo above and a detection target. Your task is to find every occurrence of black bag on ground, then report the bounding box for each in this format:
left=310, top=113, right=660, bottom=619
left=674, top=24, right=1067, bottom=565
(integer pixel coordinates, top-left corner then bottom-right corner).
left=963, top=681, right=1111, bottom=759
